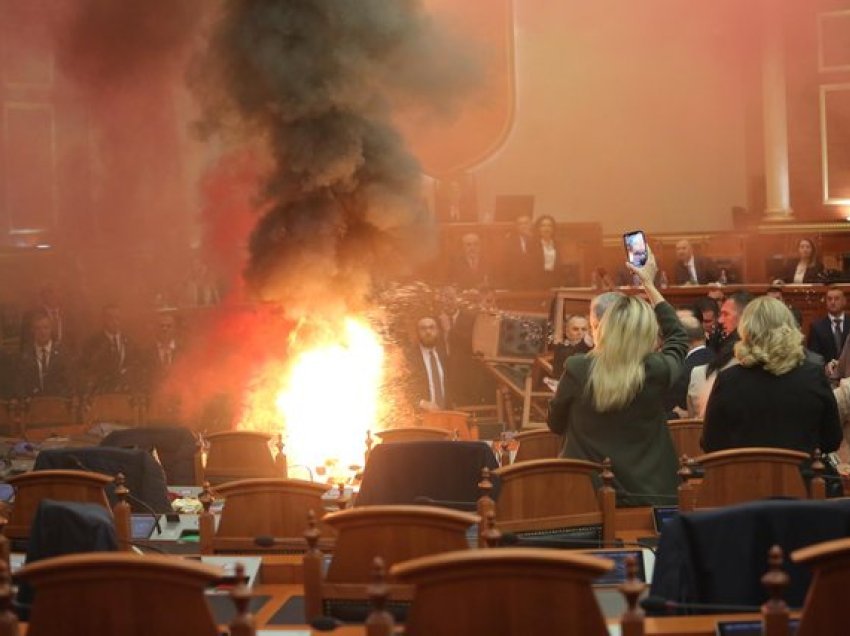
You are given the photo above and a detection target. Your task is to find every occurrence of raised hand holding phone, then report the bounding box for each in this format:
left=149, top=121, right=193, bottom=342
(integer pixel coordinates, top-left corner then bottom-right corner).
left=623, top=230, right=648, bottom=268
left=626, top=241, right=664, bottom=306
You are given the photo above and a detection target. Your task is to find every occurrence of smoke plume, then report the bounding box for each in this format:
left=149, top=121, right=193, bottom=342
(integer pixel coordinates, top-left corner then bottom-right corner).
left=192, top=0, right=477, bottom=315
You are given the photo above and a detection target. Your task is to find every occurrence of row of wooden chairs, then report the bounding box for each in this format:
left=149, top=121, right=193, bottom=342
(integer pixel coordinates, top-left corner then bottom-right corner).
left=352, top=537, right=850, bottom=636
left=3, top=445, right=826, bottom=554
left=9, top=523, right=850, bottom=635
left=0, top=394, right=182, bottom=439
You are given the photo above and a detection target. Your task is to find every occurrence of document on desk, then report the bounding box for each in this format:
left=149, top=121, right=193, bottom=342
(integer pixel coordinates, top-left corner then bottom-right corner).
left=201, top=556, right=262, bottom=593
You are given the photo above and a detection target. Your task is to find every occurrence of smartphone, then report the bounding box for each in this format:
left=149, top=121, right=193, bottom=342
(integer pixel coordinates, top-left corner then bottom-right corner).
left=624, top=230, right=648, bottom=267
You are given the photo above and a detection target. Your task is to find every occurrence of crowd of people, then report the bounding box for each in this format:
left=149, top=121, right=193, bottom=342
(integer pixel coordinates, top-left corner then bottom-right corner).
left=4, top=229, right=850, bottom=509
left=545, top=247, right=848, bottom=506
left=0, top=285, right=182, bottom=402
left=436, top=215, right=838, bottom=291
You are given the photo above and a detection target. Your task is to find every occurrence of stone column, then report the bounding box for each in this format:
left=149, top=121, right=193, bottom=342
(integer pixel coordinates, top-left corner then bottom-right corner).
left=761, top=0, right=793, bottom=220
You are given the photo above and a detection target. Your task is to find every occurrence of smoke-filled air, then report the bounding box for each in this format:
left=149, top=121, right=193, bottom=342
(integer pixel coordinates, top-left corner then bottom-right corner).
left=192, top=0, right=476, bottom=315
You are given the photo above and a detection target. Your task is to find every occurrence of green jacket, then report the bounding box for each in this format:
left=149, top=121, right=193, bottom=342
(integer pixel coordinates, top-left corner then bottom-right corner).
left=548, top=301, right=688, bottom=506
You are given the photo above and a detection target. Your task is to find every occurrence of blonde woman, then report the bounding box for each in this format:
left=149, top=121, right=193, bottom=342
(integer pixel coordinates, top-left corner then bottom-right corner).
left=702, top=297, right=841, bottom=454
left=548, top=247, right=688, bottom=506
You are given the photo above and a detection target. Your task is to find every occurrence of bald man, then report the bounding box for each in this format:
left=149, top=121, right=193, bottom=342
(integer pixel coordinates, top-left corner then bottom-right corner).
left=673, top=240, right=719, bottom=286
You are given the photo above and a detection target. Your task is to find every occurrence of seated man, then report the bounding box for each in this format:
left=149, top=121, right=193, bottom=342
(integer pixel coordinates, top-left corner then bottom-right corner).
left=552, top=314, right=592, bottom=380
left=665, top=312, right=712, bottom=419
left=673, top=239, right=718, bottom=285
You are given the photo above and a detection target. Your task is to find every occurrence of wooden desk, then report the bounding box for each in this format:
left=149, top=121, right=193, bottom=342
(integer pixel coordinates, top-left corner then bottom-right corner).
left=553, top=283, right=840, bottom=334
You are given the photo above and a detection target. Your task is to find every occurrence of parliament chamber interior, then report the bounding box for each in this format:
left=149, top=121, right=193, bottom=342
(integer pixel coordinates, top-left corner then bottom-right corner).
left=3, top=0, right=850, bottom=634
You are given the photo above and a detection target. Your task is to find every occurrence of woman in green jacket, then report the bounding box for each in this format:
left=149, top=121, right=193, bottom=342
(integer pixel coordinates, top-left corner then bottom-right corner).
left=548, top=247, right=688, bottom=506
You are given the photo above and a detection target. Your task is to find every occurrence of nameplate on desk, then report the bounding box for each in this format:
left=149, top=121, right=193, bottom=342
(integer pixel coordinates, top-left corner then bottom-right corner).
left=715, top=619, right=799, bottom=635
left=651, top=505, right=678, bottom=533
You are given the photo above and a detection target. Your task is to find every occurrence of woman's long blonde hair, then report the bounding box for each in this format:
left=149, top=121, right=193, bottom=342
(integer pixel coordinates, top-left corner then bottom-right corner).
left=586, top=295, right=659, bottom=412
left=734, top=296, right=804, bottom=375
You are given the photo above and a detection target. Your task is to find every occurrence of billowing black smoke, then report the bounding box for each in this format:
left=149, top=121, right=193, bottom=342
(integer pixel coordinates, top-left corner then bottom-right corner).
left=193, top=0, right=477, bottom=314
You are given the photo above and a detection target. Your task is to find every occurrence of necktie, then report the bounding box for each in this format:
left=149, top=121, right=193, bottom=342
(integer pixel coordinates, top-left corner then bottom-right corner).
left=834, top=318, right=843, bottom=357
left=38, top=347, right=48, bottom=391
left=689, top=262, right=698, bottom=284
left=111, top=335, right=124, bottom=368
left=429, top=349, right=445, bottom=408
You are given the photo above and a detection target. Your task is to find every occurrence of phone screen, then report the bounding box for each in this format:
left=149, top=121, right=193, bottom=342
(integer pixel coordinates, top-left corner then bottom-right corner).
left=624, top=230, right=648, bottom=267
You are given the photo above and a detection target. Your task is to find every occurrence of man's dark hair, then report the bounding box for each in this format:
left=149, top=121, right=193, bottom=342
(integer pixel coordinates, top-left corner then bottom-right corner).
left=727, top=291, right=754, bottom=315
left=692, top=297, right=719, bottom=322
left=705, top=292, right=753, bottom=378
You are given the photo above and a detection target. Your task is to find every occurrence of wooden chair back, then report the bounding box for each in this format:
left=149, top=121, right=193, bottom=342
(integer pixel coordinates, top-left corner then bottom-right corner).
left=6, top=469, right=112, bottom=540
left=375, top=427, right=451, bottom=443
left=201, top=478, right=332, bottom=554
left=666, top=418, right=703, bottom=458
left=16, top=553, right=222, bottom=636
left=391, top=548, right=613, bottom=635
left=511, top=429, right=563, bottom=463
left=792, top=537, right=850, bottom=636
left=493, top=458, right=615, bottom=543
left=303, top=505, right=477, bottom=622
left=84, top=393, right=139, bottom=426
left=203, top=431, right=283, bottom=485
left=420, top=410, right=478, bottom=440
left=686, top=447, right=809, bottom=510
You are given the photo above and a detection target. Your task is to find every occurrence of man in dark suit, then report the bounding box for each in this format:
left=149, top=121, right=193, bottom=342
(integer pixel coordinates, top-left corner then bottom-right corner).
left=82, top=304, right=138, bottom=394
left=673, top=240, right=718, bottom=285
left=665, top=312, right=713, bottom=418
left=406, top=315, right=451, bottom=412
left=15, top=312, right=73, bottom=398
left=445, top=233, right=494, bottom=291
left=808, top=286, right=848, bottom=365
left=436, top=287, right=478, bottom=405
left=552, top=314, right=593, bottom=379
left=499, top=214, right=536, bottom=288
left=140, top=311, right=181, bottom=392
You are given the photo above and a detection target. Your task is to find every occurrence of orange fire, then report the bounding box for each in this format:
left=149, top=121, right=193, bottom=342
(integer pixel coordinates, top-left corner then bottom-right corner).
left=272, top=315, right=386, bottom=480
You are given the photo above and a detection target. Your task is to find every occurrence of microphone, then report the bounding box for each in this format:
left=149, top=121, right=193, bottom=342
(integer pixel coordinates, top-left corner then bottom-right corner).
left=499, top=531, right=656, bottom=553
left=412, top=496, right=477, bottom=512
left=67, top=455, right=162, bottom=536
left=640, top=595, right=790, bottom=614
left=253, top=535, right=325, bottom=551
left=310, top=616, right=343, bottom=631
left=254, top=536, right=276, bottom=548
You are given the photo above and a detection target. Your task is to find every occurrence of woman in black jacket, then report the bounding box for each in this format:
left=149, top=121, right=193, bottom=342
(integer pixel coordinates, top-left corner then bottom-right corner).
left=780, top=238, right=824, bottom=284
left=703, top=296, right=841, bottom=454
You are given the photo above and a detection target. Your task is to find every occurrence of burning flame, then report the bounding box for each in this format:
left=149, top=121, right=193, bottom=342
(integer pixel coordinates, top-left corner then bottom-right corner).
left=275, top=316, right=385, bottom=479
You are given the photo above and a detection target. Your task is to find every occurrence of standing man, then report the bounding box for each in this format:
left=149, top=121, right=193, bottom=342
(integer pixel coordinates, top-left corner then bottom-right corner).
left=82, top=304, right=137, bottom=393
left=809, top=286, right=849, bottom=366
left=446, top=233, right=493, bottom=291
left=673, top=239, right=718, bottom=285
left=15, top=312, right=73, bottom=398
left=501, top=214, right=536, bottom=288
left=141, top=311, right=181, bottom=392
left=407, top=315, right=450, bottom=412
